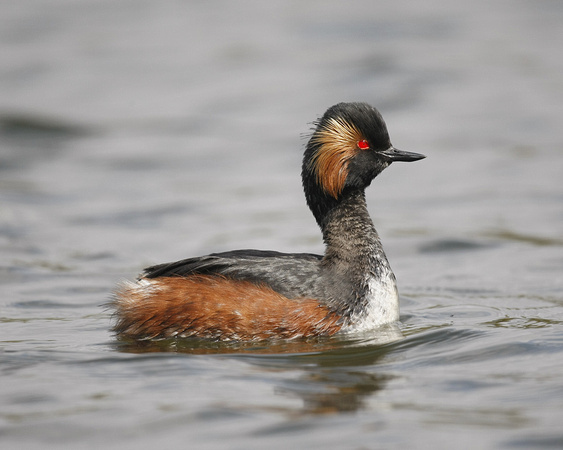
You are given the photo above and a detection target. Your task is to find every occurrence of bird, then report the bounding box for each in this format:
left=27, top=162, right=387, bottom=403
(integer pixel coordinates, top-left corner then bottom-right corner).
left=111, top=102, right=425, bottom=341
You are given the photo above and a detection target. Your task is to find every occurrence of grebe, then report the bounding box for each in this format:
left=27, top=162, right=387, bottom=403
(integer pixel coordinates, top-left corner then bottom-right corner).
left=111, top=102, right=425, bottom=341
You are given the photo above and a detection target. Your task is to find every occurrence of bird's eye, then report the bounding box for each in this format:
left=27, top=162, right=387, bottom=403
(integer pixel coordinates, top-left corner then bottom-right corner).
left=357, top=139, right=370, bottom=150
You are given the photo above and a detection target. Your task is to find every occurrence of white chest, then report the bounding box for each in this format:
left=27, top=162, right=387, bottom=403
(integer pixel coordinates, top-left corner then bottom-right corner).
left=343, top=269, right=400, bottom=332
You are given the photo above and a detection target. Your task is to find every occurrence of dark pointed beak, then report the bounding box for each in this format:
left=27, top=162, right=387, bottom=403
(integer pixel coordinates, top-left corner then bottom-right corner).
left=380, top=146, right=426, bottom=162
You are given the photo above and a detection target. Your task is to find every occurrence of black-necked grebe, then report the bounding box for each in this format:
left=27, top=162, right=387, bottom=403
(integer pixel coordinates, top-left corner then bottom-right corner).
left=111, top=102, right=425, bottom=341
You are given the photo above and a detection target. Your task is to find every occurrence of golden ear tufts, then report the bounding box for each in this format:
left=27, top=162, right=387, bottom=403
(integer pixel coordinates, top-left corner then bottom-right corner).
left=308, top=117, right=364, bottom=198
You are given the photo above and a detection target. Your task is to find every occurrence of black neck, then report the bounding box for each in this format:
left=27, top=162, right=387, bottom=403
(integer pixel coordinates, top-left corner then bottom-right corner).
left=314, top=188, right=391, bottom=317
left=320, top=189, right=381, bottom=263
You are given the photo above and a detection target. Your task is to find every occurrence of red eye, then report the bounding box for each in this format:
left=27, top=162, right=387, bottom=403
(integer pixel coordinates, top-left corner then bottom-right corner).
left=357, top=139, right=370, bottom=150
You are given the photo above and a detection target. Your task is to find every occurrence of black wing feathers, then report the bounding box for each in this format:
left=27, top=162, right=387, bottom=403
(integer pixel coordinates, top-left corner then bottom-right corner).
left=141, top=250, right=324, bottom=299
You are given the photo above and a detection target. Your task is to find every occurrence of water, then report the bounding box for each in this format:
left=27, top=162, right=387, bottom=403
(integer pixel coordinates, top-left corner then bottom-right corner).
left=1, top=0, right=563, bottom=448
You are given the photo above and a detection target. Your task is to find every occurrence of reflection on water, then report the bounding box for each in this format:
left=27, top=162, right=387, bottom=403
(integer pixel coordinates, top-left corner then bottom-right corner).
left=113, top=327, right=402, bottom=415
left=278, top=370, right=390, bottom=415
left=113, top=325, right=403, bottom=356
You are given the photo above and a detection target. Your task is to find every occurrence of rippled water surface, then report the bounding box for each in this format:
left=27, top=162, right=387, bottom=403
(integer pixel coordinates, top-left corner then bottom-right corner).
left=1, top=1, right=563, bottom=448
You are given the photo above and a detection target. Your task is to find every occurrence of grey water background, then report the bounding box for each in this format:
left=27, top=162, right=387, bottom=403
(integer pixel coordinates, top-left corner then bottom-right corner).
left=1, top=0, right=562, bottom=448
